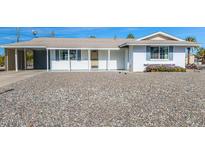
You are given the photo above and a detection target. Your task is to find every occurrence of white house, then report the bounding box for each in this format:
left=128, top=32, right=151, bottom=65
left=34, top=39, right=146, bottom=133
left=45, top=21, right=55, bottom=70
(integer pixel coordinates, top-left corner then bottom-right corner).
left=2, top=32, right=198, bottom=72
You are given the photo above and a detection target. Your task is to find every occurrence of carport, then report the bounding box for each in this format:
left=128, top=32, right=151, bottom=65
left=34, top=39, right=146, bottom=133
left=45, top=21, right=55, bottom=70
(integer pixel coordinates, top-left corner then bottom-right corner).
left=4, top=48, right=49, bottom=71
left=1, top=38, right=49, bottom=72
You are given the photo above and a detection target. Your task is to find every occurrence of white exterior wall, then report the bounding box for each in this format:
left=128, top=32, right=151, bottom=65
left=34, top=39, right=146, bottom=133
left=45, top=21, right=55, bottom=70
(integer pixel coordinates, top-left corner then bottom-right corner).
left=50, top=50, right=70, bottom=71
left=173, top=46, right=186, bottom=68
left=132, top=46, right=186, bottom=72
left=109, top=49, right=125, bottom=70
left=70, top=50, right=89, bottom=70
left=98, top=50, right=107, bottom=70
left=98, top=49, right=126, bottom=70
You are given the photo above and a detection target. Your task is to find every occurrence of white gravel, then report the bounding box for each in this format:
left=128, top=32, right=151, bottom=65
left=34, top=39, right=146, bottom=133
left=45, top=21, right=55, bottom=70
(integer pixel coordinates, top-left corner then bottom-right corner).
left=0, top=71, right=205, bottom=127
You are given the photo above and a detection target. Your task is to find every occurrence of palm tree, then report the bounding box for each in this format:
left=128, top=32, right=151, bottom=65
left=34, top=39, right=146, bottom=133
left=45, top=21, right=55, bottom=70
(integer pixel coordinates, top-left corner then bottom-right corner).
left=185, top=36, right=197, bottom=64
left=127, top=33, right=135, bottom=39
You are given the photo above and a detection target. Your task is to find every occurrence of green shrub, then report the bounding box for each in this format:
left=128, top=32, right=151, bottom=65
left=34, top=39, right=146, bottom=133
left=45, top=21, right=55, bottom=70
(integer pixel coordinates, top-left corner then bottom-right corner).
left=145, top=65, right=186, bottom=72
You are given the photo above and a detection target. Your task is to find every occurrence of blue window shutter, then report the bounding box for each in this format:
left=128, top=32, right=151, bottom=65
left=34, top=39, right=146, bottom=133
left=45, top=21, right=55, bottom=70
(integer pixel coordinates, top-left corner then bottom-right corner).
left=169, top=46, right=173, bottom=61
left=55, top=50, right=59, bottom=61
left=77, top=50, right=81, bottom=60
left=146, top=46, right=151, bottom=61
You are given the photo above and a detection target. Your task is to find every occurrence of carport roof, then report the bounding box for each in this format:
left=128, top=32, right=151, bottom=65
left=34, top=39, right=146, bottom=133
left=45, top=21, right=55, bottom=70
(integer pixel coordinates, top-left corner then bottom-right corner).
left=1, top=37, right=198, bottom=49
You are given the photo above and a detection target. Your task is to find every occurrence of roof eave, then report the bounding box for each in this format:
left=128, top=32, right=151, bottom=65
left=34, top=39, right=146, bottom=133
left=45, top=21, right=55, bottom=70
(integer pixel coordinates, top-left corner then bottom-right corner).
left=1, top=46, right=46, bottom=48
left=137, top=32, right=185, bottom=41
left=119, top=43, right=199, bottom=47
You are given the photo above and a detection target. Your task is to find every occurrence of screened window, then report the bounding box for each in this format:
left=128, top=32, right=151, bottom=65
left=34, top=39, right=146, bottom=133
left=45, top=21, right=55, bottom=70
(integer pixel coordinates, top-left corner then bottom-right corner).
left=150, top=47, right=159, bottom=59
left=59, top=50, right=68, bottom=60
left=160, top=47, right=168, bottom=59
left=70, top=50, right=81, bottom=60
left=150, top=46, right=169, bottom=59
left=55, top=50, right=68, bottom=60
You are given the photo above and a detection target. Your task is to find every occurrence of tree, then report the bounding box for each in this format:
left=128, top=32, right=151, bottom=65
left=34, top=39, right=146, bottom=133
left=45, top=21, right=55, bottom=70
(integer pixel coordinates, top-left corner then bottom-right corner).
left=0, top=55, right=5, bottom=67
left=127, top=33, right=135, bottom=39
left=89, top=36, right=96, bottom=38
left=50, top=31, right=55, bottom=37
left=195, top=47, right=205, bottom=64
left=185, top=36, right=197, bottom=64
left=32, top=30, right=38, bottom=38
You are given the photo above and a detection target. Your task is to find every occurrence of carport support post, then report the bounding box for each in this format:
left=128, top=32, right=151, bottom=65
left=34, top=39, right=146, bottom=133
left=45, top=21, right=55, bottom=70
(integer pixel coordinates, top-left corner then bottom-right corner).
left=15, top=48, right=18, bottom=72
left=24, top=48, right=26, bottom=70
left=88, top=49, right=91, bottom=71
left=107, top=49, right=110, bottom=70
left=5, top=48, right=8, bottom=71
left=46, top=49, right=49, bottom=72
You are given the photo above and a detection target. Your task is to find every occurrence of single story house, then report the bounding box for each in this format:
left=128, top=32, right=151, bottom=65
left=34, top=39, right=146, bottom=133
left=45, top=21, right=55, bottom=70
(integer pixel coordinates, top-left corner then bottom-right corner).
left=1, top=32, right=198, bottom=72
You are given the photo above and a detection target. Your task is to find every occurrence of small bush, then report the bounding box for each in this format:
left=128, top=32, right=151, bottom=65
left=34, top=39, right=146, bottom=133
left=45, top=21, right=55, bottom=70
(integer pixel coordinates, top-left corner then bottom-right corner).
left=145, top=65, right=186, bottom=72
left=186, top=64, right=199, bottom=70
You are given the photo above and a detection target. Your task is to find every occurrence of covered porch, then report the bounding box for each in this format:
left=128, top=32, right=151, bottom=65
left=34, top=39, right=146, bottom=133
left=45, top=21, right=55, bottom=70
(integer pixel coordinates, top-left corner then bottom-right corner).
left=4, top=47, right=130, bottom=72
left=49, top=48, right=129, bottom=71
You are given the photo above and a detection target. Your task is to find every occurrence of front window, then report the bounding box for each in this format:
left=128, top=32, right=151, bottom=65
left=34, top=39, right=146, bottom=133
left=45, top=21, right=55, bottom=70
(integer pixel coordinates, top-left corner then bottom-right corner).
left=70, top=50, right=77, bottom=60
left=160, top=47, right=168, bottom=59
left=150, top=46, right=169, bottom=60
left=70, top=50, right=81, bottom=60
left=59, top=50, right=68, bottom=60
left=55, top=50, right=68, bottom=61
left=150, top=47, right=159, bottom=59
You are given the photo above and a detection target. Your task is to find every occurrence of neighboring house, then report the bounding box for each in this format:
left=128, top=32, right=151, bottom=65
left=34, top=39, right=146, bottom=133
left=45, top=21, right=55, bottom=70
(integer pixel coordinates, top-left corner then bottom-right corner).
left=1, top=32, right=198, bottom=72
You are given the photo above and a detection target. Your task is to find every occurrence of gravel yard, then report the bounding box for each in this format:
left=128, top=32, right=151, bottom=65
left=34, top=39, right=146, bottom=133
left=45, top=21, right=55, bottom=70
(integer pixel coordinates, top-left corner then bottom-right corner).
left=0, top=71, right=205, bottom=127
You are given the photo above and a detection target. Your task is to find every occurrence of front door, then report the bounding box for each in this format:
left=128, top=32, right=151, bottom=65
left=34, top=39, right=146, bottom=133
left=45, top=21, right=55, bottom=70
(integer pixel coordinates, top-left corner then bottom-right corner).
left=91, top=50, right=98, bottom=68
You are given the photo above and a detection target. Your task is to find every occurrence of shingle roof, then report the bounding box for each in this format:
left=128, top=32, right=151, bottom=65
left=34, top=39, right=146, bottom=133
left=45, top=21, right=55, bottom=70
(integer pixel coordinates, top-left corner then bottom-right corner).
left=2, top=38, right=132, bottom=49
left=119, top=40, right=199, bottom=47
left=1, top=37, right=198, bottom=49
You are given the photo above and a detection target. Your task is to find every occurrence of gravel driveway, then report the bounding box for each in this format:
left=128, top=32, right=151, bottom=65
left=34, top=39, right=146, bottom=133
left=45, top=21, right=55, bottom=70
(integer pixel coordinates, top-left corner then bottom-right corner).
left=0, top=71, right=205, bottom=127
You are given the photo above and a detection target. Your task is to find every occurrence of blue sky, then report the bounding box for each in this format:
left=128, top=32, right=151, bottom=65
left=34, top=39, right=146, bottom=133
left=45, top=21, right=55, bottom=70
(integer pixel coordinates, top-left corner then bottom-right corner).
left=0, top=27, right=205, bottom=55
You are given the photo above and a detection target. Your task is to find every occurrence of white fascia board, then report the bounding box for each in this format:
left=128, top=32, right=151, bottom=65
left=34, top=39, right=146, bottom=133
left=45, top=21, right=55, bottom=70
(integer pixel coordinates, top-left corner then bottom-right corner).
left=121, top=44, right=198, bottom=47
left=119, top=43, right=128, bottom=48
left=47, top=47, right=120, bottom=50
left=137, top=32, right=184, bottom=41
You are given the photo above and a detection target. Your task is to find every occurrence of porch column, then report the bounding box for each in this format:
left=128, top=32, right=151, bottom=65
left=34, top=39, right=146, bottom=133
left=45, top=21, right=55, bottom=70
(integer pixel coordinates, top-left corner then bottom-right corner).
left=107, top=49, right=110, bottom=70
left=125, top=48, right=129, bottom=70
left=68, top=49, right=70, bottom=71
left=5, top=48, right=8, bottom=71
left=24, top=48, right=27, bottom=70
left=88, top=49, right=91, bottom=71
left=15, top=48, right=18, bottom=72
left=46, top=49, right=49, bottom=72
